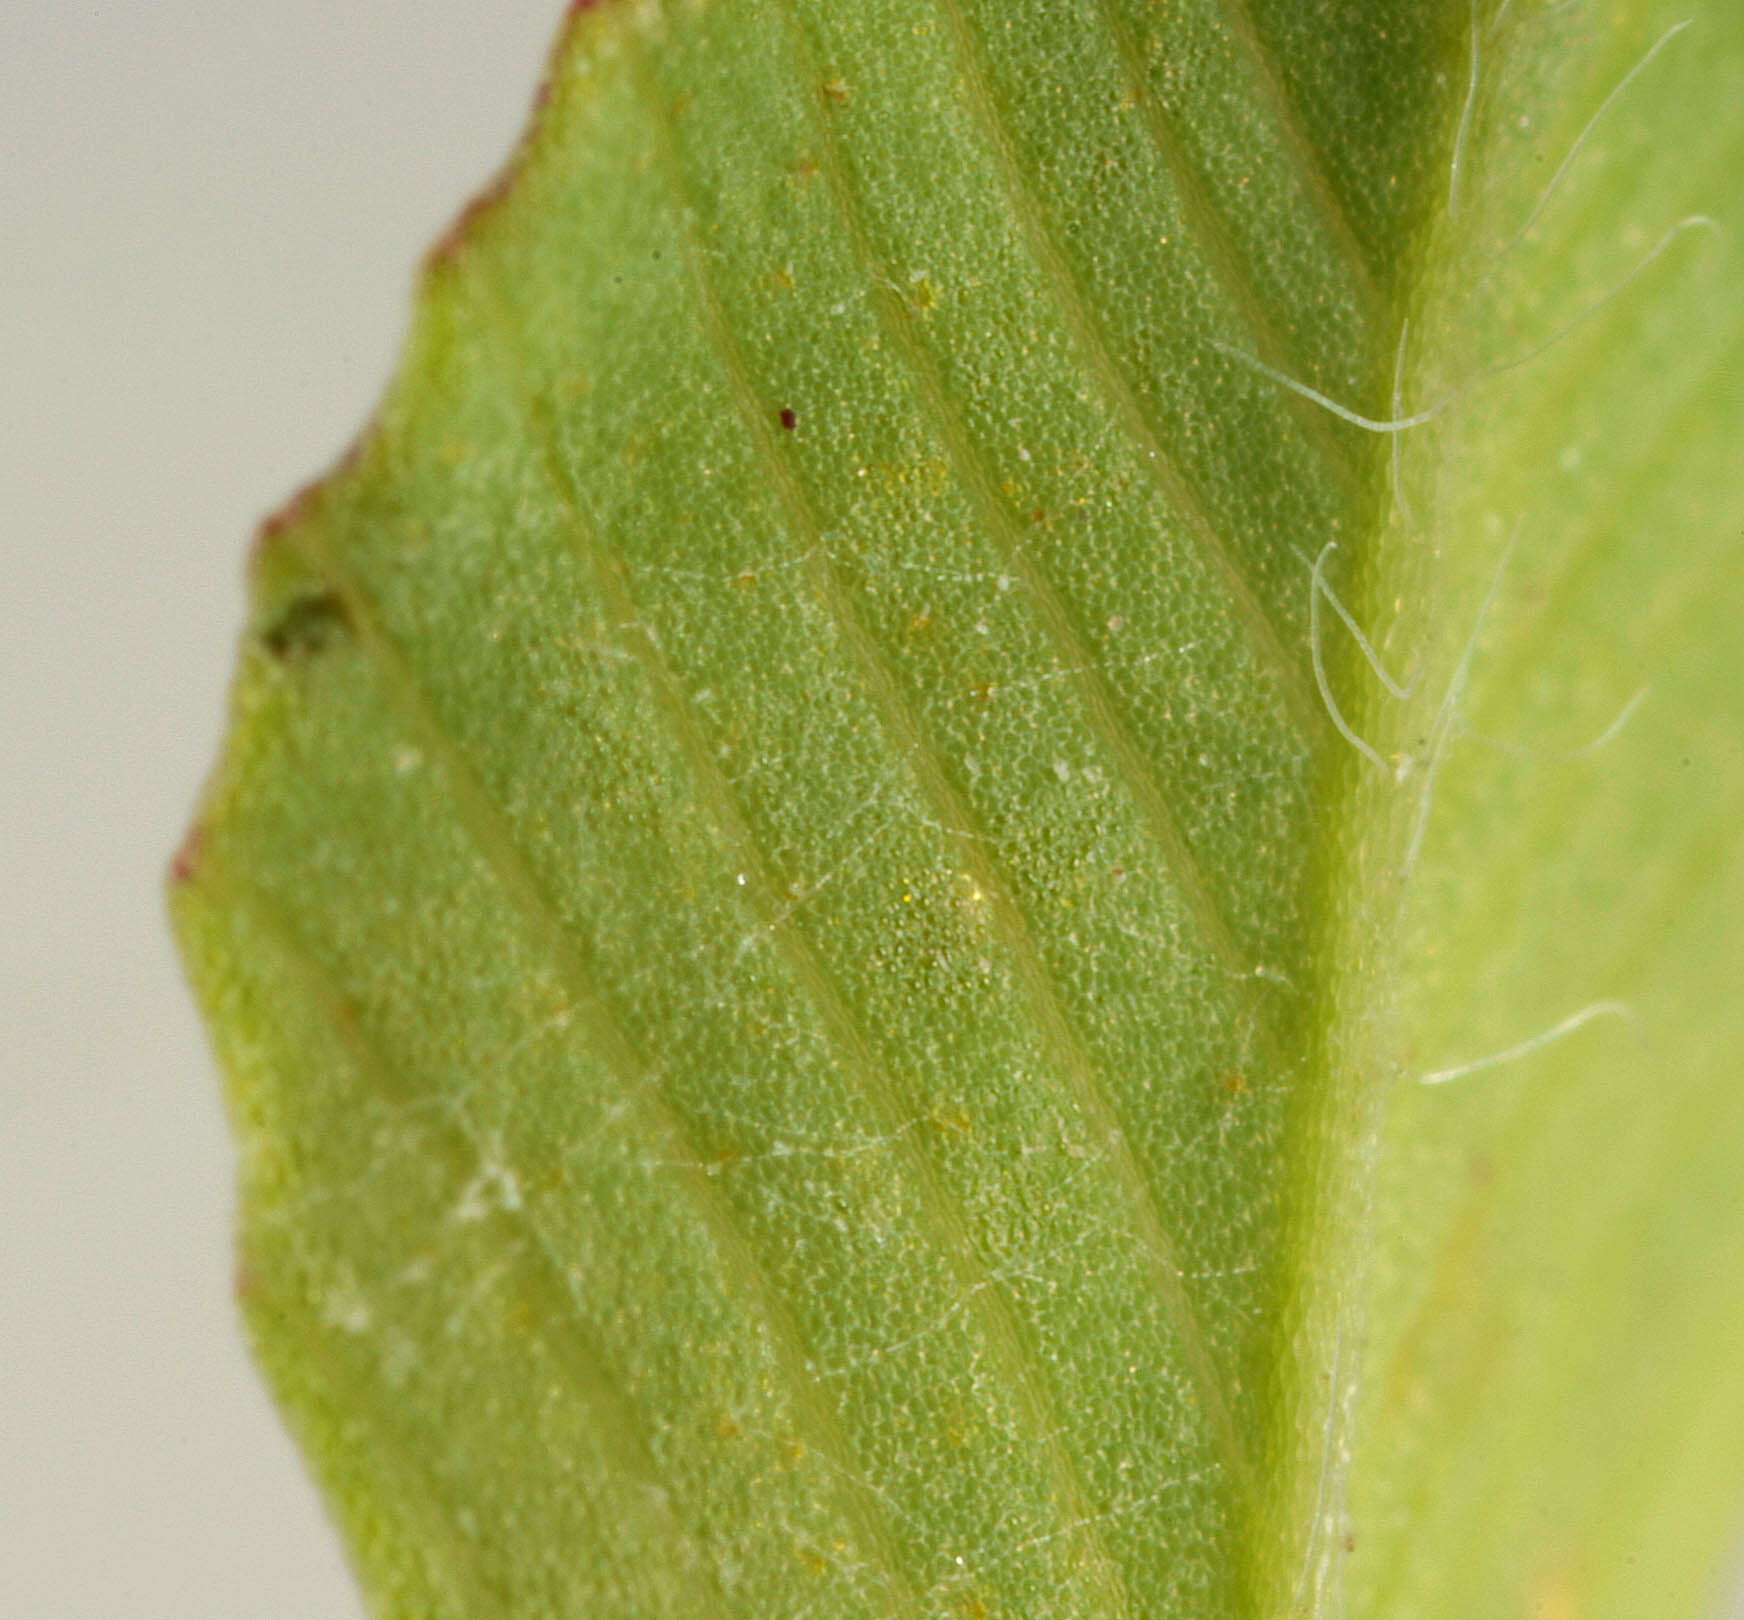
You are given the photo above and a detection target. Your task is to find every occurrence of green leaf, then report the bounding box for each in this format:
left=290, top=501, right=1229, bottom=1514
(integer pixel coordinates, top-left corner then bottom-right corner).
left=170, top=1, right=1744, bottom=1615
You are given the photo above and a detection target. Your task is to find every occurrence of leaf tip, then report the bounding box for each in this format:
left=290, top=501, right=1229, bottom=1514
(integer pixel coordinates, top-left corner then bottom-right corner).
left=252, top=441, right=360, bottom=564
left=167, top=819, right=205, bottom=889
left=422, top=0, right=616, bottom=275
left=423, top=165, right=522, bottom=273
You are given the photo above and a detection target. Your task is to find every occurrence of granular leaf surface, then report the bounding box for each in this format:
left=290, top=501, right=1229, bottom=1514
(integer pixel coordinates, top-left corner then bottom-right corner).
left=172, top=3, right=1744, bottom=1615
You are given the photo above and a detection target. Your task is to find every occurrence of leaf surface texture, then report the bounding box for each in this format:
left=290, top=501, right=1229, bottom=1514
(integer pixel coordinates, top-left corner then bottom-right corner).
left=173, top=2, right=1744, bottom=1615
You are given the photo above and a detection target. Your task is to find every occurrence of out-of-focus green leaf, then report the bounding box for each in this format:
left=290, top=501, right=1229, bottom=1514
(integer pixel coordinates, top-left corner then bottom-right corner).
left=171, top=1, right=1744, bottom=1615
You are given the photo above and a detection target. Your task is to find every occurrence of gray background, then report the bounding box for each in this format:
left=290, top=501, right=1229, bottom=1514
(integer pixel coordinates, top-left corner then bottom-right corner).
left=1, top=6, right=563, bottom=1615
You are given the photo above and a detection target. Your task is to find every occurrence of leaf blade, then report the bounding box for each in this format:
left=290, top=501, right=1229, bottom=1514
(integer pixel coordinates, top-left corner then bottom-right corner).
left=171, top=2, right=1744, bottom=1616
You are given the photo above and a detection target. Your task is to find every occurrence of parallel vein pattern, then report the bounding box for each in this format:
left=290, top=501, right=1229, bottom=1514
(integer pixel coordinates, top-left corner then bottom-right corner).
left=638, top=36, right=1245, bottom=1589
left=1207, top=0, right=1382, bottom=299
left=285, top=515, right=940, bottom=1620
left=225, top=876, right=737, bottom=1619
left=926, top=0, right=1323, bottom=733
left=168, top=1, right=1516, bottom=1617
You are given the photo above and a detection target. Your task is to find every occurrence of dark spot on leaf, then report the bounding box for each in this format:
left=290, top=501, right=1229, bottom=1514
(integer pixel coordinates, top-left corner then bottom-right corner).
left=261, top=589, right=352, bottom=662
left=779, top=407, right=798, bottom=431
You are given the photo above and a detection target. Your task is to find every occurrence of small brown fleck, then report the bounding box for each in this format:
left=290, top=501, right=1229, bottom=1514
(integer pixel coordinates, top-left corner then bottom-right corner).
left=779, top=407, right=798, bottom=431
